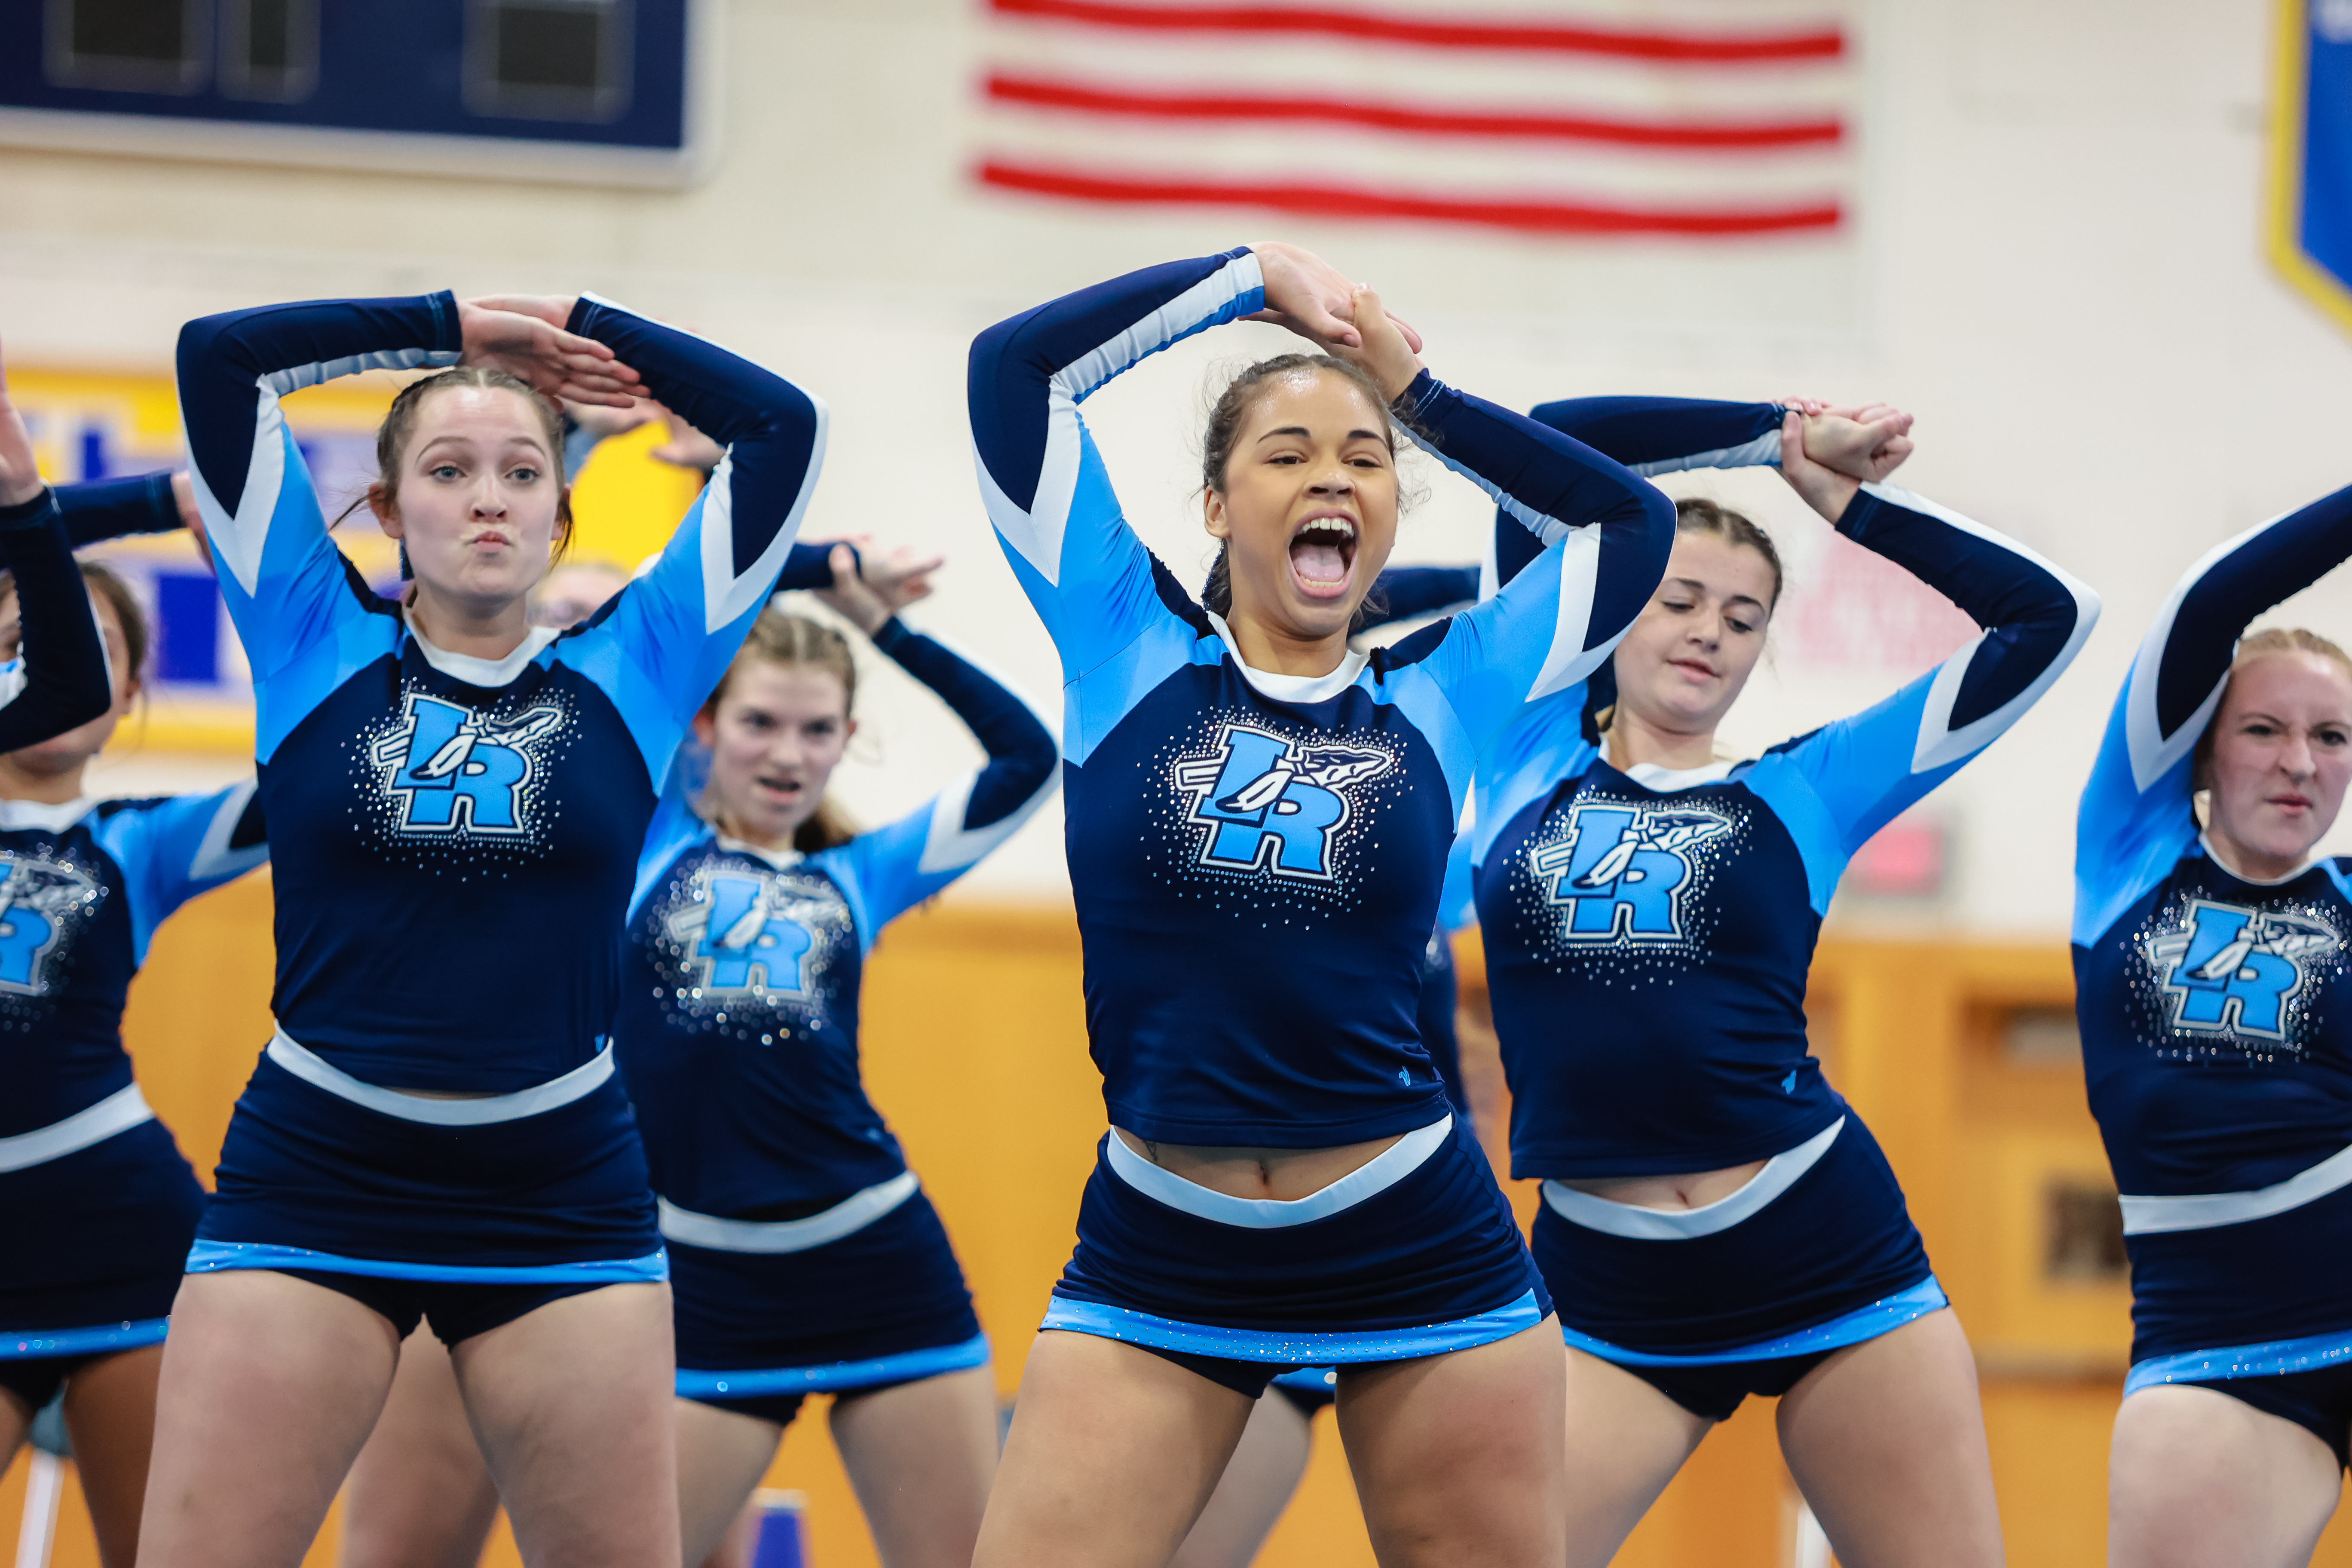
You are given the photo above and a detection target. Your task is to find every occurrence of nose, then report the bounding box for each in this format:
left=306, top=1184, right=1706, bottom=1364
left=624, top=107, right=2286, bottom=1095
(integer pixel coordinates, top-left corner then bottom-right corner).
left=2282, top=731, right=2318, bottom=780
left=472, top=477, right=508, bottom=520
left=1306, top=465, right=1356, bottom=497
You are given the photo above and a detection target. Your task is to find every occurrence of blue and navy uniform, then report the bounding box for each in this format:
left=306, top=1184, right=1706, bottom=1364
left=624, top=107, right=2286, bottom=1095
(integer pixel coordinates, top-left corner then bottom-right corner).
left=1, top=479, right=268, bottom=1411
left=0, top=485, right=116, bottom=753
left=2073, top=483, right=2352, bottom=1463
left=970, top=248, right=1675, bottom=1383
left=173, top=290, right=825, bottom=1337
left=617, top=616, right=1058, bottom=1423
left=1477, top=398, right=2098, bottom=1418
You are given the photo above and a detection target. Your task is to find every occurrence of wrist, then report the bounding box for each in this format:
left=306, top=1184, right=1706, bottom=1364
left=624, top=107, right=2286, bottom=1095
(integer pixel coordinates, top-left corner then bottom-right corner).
left=0, top=487, right=55, bottom=526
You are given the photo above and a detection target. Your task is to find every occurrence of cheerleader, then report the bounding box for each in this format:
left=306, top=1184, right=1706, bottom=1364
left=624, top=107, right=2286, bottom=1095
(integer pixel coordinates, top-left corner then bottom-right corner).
left=141, top=289, right=823, bottom=1568
left=2074, top=480, right=2352, bottom=1566
left=1472, top=395, right=2097, bottom=1566
left=966, top=242, right=1675, bottom=1565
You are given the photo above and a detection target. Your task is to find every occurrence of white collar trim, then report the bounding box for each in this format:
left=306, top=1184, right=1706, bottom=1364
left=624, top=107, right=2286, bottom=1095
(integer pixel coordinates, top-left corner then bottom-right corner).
left=2198, top=831, right=2316, bottom=887
left=0, top=797, right=96, bottom=833
left=402, top=611, right=562, bottom=688
left=713, top=831, right=805, bottom=870
left=1204, top=611, right=1367, bottom=704
left=1618, top=758, right=1738, bottom=792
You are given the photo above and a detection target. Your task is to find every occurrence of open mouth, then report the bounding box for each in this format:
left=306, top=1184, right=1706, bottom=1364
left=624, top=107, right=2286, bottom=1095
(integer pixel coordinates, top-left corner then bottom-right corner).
left=755, top=773, right=805, bottom=802
left=1288, top=514, right=1358, bottom=601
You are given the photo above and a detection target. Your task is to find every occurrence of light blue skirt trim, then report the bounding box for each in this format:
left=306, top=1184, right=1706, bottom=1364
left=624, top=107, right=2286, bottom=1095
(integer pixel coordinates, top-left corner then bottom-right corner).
left=676, top=1331, right=992, bottom=1399
left=185, top=1240, right=669, bottom=1285
left=1040, top=1289, right=1545, bottom=1364
left=3, top=1318, right=171, bottom=1360
left=2126, top=1331, right=2352, bottom=1396
left=1561, top=1277, right=1948, bottom=1367
left=1271, top=1366, right=1338, bottom=1393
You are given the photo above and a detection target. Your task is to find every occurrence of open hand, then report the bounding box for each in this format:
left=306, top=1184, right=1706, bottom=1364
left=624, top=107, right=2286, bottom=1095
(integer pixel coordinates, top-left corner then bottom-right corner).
left=1244, top=242, right=1424, bottom=358
left=458, top=296, right=642, bottom=407
left=0, top=339, right=45, bottom=509
left=813, top=541, right=944, bottom=635
left=649, top=412, right=725, bottom=473
left=561, top=397, right=662, bottom=441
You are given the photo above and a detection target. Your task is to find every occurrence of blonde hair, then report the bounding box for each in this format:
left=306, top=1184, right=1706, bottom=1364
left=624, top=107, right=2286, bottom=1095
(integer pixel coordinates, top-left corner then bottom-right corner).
left=703, top=605, right=858, bottom=851
left=1590, top=498, right=1782, bottom=736
left=2193, top=626, right=2352, bottom=788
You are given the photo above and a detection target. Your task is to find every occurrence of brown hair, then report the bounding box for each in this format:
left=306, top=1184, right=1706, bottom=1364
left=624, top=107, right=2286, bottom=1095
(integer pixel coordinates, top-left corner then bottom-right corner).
left=2192, top=626, right=2352, bottom=789
left=1590, top=499, right=1783, bottom=736
left=334, top=367, right=573, bottom=571
left=703, top=605, right=859, bottom=852
left=1198, top=353, right=1406, bottom=622
left=0, top=558, right=150, bottom=691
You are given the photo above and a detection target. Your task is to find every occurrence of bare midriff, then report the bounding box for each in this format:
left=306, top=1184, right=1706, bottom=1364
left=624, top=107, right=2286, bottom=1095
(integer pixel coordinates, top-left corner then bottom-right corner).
left=1112, top=1127, right=1404, bottom=1201
left=1559, top=1160, right=1769, bottom=1212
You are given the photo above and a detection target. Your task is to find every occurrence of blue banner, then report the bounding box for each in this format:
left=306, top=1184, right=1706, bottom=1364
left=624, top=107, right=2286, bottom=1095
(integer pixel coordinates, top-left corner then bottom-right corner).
left=2274, top=0, right=2352, bottom=329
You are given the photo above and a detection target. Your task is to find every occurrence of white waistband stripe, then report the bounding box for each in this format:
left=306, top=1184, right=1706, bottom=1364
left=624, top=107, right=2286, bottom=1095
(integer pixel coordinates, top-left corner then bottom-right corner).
left=0, top=1084, right=154, bottom=1173
left=1541, top=1118, right=1846, bottom=1241
left=2121, top=1140, right=2352, bottom=1234
left=1105, top=1115, right=1454, bottom=1229
left=658, top=1171, right=920, bottom=1253
left=266, top=1029, right=613, bottom=1126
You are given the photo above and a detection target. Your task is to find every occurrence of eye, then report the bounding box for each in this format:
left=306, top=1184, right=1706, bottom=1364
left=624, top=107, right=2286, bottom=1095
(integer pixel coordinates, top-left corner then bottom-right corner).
left=805, top=718, right=840, bottom=738
left=429, top=463, right=462, bottom=481
left=2244, top=721, right=2277, bottom=737
left=1660, top=597, right=1694, bottom=613
left=2319, top=728, right=2349, bottom=748
left=1727, top=617, right=1756, bottom=636
left=508, top=465, right=541, bottom=484
left=1267, top=452, right=1304, bottom=466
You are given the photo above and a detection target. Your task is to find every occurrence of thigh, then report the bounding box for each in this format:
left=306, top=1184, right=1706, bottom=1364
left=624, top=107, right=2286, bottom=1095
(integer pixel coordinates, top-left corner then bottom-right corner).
left=1335, top=1318, right=1568, bottom=1568
left=0, top=1383, right=28, bottom=1472
left=340, top=1327, right=503, bottom=1568
left=2110, top=1384, right=2341, bottom=1568
left=60, top=1343, right=165, bottom=1568
left=1556, top=1347, right=1712, bottom=1568
left=451, top=1281, right=681, bottom=1568
left=138, top=1271, right=404, bottom=1568
left=674, top=1396, right=785, bottom=1568
left=973, top=1330, right=1256, bottom=1568
left=829, top=1364, right=1000, bottom=1568
left=1170, top=1390, right=1315, bottom=1568
left=1775, top=1310, right=2003, bottom=1568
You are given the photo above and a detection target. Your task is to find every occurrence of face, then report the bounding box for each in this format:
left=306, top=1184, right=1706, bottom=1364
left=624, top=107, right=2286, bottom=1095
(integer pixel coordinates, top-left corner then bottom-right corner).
left=692, top=660, right=854, bottom=845
left=0, top=587, right=137, bottom=778
left=1608, top=531, right=1777, bottom=738
left=373, top=386, right=565, bottom=613
left=1204, top=369, right=1400, bottom=643
left=2203, top=652, right=2352, bottom=872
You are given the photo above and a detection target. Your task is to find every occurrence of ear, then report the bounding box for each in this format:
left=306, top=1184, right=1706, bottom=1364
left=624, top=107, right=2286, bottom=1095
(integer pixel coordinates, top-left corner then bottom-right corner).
left=691, top=707, right=718, bottom=749
left=842, top=715, right=858, bottom=746
left=368, top=482, right=403, bottom=539
left=1203, top=487, right=1232, bottom=542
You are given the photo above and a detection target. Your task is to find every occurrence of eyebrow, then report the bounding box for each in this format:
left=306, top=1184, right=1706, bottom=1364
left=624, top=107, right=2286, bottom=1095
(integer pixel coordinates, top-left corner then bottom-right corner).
left=1254, top=427, right=1389, bottom=444
left=1662, top=576, right=1768, bottom=612
left=416, top=432, right=551, bottom=459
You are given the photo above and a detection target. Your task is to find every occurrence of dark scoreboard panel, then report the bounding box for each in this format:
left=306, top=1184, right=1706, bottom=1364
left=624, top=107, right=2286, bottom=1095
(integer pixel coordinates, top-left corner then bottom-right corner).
left=0, top=0, right=701, bottom=181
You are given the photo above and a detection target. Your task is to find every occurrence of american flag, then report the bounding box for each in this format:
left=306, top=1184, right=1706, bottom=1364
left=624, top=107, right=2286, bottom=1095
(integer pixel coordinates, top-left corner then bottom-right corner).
left=971, top=0, right=1856, bottom=239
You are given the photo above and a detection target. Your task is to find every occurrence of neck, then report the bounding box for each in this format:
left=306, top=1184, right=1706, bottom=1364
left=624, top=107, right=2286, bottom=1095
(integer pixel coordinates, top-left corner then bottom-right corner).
left=706, top=798, right=795, bottom=854
left=0, top=755, right=89, bottom=806
left=1604, top=705, right=1720, bottom=774
left=2205, top=824, right=2310, bottom=884
left=1218, top=605, right=1351, bottom=678
left=405, top=582, right=532, bottom=662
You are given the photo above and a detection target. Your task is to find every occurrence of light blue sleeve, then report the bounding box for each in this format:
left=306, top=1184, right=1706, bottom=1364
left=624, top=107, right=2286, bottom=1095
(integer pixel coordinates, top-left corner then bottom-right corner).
left=94, top=782, right=269, bottom=966
left=1468, top=686, right=1597, bottom=871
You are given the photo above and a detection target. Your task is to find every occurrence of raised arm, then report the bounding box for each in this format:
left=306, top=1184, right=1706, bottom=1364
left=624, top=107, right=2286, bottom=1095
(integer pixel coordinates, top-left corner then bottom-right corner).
left=2075, top=484, right=2352, bottom=943
left=0, top=352, right=112, bottom=750
left=1384, top=375, right=1677, bottom=751
left=560, top=295, right=826, bottom=777
left=98, top=781, right=268, bottom=964
left=55, top=472, right=185, bottom=547
left=968, top=248, right=1267, bottom=680
left=1360, top=564, right=1479, bottom=633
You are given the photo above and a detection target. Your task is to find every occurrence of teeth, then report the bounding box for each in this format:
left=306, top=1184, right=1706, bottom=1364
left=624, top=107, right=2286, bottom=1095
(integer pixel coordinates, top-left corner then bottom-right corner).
left=1295, top=520, right=1356, bottom=542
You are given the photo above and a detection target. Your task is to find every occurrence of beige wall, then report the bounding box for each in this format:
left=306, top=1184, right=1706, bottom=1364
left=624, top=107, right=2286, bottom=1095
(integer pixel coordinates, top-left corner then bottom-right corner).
left=5, top=0, right=2351, bottom=929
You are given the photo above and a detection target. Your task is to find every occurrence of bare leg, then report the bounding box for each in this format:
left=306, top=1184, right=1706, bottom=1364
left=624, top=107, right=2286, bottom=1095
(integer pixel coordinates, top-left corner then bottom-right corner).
left=0, top=1383, right=29, bottom=1476
left=1557, top=1348, right=1712, bottom=1568
left=2109, top=1384, right=2340, bottom=1568
left=673, top=1398, right=784, bottom=1568
left=60, top=1344, right=166, bottom=1568
left=700, top=1504, right=761, bottom=1568
left=450, top=1281, right=681, bottom=1568
left=1336, top=1319, right=1568, bottom=1568
left=830, top=1365, right=1000, bottom=1568
left=1170, top=1391, right=1314, bottom=1568
left=972, top=1332, right=1256, bottom=1568
left=137, top=1271, right=404, bottom=1568
left=340, top=1327, right=502, bottom=1568
left=1776, top=1311, right=2004, bottom=1568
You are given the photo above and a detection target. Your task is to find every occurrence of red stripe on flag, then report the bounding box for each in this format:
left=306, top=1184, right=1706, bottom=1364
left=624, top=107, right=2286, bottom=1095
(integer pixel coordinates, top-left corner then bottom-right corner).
left=987, top=73, right=1843, bottom=150
left=990, top=0, right=1845, bottom=63
left=977, top=159, right=1843, bottom=236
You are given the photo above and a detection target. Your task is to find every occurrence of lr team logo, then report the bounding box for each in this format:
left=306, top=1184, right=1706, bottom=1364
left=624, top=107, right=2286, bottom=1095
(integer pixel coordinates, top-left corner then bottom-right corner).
left=2146, top=900, right=2340, bottom=1041
left=1533, top=803, right=1731, bottom=944
left=0, top=855, right=100, bottom=996
left=1173, top=723, right=1392, bottom=880
left=666, top=869, right=818, bottom=998
left=372, top=694, right=564, bottom=836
